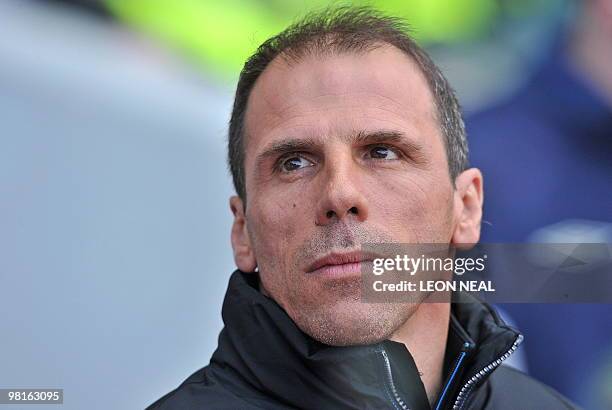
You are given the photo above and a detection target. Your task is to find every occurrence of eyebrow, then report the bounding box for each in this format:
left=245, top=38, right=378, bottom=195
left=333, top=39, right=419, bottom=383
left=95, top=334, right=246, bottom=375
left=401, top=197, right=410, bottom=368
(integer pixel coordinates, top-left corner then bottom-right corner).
left=349, top=130, right=418, bottom=149
left=254, top=129, right=424, bottom=171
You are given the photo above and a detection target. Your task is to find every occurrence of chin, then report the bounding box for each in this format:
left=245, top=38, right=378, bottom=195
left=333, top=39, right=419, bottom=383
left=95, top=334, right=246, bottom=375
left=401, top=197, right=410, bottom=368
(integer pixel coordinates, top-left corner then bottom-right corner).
left=290, top=299, right=416, bottom=347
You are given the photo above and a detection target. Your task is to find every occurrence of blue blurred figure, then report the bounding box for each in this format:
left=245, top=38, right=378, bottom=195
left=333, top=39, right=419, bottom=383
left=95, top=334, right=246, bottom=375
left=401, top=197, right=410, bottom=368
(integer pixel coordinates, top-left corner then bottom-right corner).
left=466, top=1, right=612, bottom=408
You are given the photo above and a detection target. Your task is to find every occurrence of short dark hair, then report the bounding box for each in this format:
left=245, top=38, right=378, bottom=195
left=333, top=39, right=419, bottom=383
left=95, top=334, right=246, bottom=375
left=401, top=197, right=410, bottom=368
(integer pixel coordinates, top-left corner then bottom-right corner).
left=228, top=6, right=468, bottom=200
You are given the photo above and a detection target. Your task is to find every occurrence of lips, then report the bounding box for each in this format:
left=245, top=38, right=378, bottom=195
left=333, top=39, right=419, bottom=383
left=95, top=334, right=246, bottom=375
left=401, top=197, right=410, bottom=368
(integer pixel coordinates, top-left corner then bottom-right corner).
left=306, top=250, right=377, bottom=277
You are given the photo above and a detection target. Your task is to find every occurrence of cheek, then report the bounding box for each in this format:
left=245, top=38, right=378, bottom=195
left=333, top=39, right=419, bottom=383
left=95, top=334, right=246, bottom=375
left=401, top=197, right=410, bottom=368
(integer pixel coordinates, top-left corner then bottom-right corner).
left=247, top=198, right=311, bottom=305
left=366, top=172, right=453, bottom=240
left=247, top=198, right=306, bottom=267
left=252, top=199, right=300, bottom=239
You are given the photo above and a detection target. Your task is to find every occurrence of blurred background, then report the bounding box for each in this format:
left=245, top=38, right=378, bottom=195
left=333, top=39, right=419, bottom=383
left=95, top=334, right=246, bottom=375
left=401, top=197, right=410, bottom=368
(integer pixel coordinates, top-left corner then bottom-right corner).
left=1, top=0, right=610, bottom=409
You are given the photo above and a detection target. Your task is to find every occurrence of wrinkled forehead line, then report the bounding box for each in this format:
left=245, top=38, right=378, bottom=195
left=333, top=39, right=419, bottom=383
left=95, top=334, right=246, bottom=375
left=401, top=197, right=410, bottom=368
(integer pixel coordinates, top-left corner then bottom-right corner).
left=242, top=42, right=437, bottom=154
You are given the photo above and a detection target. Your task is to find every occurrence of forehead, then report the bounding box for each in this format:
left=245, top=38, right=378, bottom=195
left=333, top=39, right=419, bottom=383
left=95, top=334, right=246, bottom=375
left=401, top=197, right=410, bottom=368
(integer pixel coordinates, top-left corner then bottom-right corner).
left=243, top=44, right=439, bottom=155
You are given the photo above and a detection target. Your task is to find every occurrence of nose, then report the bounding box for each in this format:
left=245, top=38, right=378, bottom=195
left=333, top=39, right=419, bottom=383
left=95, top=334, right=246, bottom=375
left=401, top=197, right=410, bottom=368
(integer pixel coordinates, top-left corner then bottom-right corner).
left=314, top=160, right=369, bottom=226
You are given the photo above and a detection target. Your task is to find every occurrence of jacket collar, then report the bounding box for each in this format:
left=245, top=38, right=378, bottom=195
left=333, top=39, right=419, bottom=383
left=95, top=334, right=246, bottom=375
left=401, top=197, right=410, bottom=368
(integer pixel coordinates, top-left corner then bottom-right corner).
left=209, top=270, right=522, bottom=409
left=441, top=291, right=523, bottom=409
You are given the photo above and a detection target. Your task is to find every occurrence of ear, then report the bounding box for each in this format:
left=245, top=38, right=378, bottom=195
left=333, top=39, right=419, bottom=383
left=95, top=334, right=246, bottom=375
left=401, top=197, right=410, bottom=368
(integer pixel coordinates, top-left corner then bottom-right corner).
left=229, top=196, right=257, bottom=272
left=451, top=168, right=484, bottom=249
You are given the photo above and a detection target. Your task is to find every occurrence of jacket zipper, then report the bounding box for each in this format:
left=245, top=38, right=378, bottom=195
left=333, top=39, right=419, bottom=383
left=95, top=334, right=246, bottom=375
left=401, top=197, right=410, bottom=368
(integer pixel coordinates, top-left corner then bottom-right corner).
left=452, top=334, right=524, bottom=410
left=380, top=349, right=410, bottom=410
left=434, top=342, right=472, bottom=410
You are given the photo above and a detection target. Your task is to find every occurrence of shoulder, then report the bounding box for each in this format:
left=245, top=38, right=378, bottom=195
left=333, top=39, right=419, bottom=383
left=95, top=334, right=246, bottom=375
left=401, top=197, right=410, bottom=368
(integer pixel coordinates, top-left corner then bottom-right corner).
left=482, top=365, right=580, bottom=410
left=145, top=368, right=267, bottom=410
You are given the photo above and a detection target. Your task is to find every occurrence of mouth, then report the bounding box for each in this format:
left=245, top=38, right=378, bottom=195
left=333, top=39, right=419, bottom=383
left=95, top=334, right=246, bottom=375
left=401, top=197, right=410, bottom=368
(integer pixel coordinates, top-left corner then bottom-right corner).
left=306, top=250, right=377, bottom=278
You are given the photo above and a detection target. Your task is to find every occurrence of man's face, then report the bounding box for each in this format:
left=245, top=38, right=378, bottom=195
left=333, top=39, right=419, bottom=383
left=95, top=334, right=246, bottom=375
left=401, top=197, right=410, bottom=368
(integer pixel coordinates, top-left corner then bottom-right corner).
left=231, top=45, right=471, bottom=345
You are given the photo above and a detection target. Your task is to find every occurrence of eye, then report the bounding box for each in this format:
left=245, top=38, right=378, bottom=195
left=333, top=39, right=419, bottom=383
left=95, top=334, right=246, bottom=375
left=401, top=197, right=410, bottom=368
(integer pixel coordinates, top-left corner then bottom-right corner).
left=279, top=155, right=314, bottom=172
left=367, top=145, right=400, bottom=160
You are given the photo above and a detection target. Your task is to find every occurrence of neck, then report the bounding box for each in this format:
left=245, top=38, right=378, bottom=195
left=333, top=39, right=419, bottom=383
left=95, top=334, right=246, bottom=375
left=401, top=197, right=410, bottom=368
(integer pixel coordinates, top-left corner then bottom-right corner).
left=389, top=296, right=451, bottom=406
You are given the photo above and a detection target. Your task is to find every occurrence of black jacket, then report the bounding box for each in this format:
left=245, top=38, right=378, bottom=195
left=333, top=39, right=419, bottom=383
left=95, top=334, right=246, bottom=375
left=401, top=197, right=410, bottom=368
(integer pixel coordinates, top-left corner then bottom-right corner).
left=148, top=270, right=578, bottom=409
